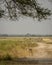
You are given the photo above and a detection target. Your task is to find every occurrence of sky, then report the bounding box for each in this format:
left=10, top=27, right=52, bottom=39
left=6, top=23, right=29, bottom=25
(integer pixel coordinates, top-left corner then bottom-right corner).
left=0, top=0, right=52, bottom=35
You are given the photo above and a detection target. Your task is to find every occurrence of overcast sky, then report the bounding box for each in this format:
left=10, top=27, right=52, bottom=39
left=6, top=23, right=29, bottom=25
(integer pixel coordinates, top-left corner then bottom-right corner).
left=0, top=0, right=52, bottom=35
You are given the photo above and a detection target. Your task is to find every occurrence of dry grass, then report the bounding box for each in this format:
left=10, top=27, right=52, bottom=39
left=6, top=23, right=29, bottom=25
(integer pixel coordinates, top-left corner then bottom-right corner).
left=0, top=37, right=38, bottom=60
left=0, top=37, right=52, bottom=60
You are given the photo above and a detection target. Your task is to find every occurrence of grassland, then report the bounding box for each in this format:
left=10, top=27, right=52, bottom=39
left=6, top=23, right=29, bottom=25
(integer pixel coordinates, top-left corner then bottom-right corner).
left=0, top=37, right=52, bottom=60
left=0, top=37, right=52, bottom=65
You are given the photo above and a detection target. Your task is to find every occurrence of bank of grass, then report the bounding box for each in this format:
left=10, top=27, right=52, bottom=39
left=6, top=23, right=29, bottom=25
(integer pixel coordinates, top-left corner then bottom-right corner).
left=0, top=38, right=38, bottom=60
left=45, top=42, right=52, bottom=44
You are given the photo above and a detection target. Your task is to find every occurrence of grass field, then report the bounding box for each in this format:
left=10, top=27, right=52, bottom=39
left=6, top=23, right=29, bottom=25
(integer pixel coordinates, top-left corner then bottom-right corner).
left=0, top=37, right=52, bottom=59
left=0, top=37, right=52, bottom=65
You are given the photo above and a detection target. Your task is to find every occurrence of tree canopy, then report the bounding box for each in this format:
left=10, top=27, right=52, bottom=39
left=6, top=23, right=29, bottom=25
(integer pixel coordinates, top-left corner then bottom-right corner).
left=0, top=0, right=51, bottom=21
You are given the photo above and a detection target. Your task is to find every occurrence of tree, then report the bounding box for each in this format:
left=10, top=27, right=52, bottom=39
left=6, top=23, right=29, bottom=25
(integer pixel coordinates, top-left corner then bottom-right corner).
left=0, top=0, right=51, bottom=21
left=0, top=7, right=4, bottom=18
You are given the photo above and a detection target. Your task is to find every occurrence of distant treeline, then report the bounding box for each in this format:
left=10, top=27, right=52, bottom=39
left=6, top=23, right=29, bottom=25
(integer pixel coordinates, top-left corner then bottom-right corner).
left=0, top=34, right=52, bottom=37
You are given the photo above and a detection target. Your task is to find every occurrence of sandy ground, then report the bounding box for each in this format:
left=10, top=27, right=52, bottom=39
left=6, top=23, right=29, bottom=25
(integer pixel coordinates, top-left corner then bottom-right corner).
left=27, top=41, right=52, bottom=58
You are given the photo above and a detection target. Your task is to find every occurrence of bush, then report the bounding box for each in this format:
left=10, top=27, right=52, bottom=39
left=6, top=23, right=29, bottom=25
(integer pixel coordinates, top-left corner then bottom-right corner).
left=3, top=54, right=12, bottom=60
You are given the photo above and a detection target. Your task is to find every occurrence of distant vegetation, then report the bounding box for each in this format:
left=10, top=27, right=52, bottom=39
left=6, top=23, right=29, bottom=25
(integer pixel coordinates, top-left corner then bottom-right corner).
left=0, top=34, right=52, bottom=37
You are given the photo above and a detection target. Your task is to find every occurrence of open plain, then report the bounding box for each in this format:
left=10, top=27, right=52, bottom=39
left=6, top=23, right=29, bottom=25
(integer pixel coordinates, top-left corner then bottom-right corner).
left=0, top=37, right=52, bottom=65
